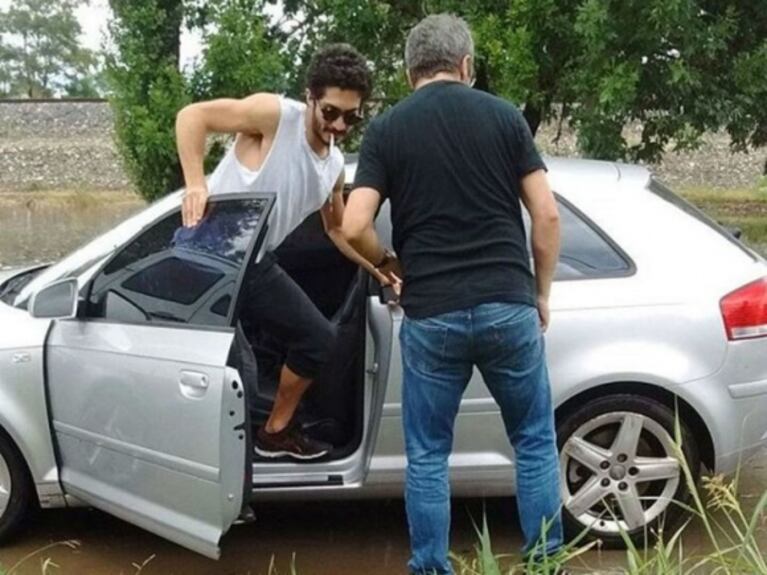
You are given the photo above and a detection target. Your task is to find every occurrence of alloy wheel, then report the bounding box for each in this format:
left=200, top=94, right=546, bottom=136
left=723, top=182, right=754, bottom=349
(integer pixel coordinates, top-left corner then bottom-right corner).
left=0, top=450, right=12, bottom=520
left=560, top=411, right=681, bottom=534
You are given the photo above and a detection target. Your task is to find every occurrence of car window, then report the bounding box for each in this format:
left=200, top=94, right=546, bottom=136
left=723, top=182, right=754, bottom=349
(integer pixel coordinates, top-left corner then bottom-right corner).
left=87, top=197, right=269, bottom=328
left=13, top=192, right=183, bottom=310
left=523, top=198, right=632, bottom=280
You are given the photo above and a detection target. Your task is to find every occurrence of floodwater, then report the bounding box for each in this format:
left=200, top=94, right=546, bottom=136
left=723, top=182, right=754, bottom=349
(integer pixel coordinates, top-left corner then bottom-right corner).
left=0, top=193, right=766, bottom=573
left=0, top=448, right=765, bottom=575
left=0, top=192, right=145, bottom=270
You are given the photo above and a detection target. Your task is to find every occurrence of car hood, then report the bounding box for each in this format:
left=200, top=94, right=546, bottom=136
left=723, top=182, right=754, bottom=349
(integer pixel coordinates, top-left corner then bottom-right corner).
left=0, top=263, right=49, bottom=286
left=0, top=267, right=22, bottom=284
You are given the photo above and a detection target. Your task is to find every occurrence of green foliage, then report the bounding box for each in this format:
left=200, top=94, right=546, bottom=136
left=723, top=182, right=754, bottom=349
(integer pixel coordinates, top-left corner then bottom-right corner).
left=107, top=0, right=767, bottom=200
left=278, top=0, right=414, bottom=103
left=107, top=0, right=288, bottom=200
left=106, top=0, right=189, bottom=201
left=188, top=0, right=286, bottom=100
left=0, top=0, right=99, bottom=98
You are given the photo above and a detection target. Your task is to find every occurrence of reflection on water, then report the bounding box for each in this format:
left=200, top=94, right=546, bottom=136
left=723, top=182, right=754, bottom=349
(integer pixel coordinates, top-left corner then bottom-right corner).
left=0, top=193, right=145, bottom=270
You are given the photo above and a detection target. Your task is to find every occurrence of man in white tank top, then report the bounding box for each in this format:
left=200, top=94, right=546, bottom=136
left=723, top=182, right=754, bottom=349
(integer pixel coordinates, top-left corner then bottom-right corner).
left=175, top=45, right=383, bottom=460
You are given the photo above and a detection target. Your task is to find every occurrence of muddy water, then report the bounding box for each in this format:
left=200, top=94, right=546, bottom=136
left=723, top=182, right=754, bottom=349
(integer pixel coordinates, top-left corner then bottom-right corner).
left=0, top=499, right=621, bottom=575
left=0, top=192, right=145, bottom=270
left=0, top=449, right=764, bottom=575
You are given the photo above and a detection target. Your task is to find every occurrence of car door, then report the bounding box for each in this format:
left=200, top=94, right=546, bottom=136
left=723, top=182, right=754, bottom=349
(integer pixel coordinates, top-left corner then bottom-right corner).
left=44, top=193, right=274, bottom=559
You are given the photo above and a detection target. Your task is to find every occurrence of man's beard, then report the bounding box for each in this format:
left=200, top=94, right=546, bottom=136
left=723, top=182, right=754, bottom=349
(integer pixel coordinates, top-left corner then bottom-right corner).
left=313, top=116, right=344, bottom=146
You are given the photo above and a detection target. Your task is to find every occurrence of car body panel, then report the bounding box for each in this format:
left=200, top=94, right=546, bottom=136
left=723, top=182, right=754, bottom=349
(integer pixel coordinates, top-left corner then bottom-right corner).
left=0, top=303, right=60, bottom=505
left=46, top=321, right=245, bottom=559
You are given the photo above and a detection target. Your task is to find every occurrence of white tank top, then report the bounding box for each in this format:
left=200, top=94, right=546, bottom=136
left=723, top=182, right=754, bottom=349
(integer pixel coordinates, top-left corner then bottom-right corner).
left=206, top=97, right=344, bottom=252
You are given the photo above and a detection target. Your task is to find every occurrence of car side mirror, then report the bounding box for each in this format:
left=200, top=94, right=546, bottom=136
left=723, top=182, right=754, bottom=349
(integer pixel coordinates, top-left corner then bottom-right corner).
left=29, top=278, right=79, bottom=319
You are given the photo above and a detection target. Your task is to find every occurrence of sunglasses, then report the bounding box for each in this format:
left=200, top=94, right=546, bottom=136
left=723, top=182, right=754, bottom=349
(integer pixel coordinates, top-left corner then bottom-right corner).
left=316, top=101, right=364, bottom=126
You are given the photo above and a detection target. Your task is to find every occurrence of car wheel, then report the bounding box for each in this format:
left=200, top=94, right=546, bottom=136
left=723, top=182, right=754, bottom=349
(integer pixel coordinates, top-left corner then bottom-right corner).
left=0, top=433, right=32, bottom=542
left=557, top=394, right=699, bottom=548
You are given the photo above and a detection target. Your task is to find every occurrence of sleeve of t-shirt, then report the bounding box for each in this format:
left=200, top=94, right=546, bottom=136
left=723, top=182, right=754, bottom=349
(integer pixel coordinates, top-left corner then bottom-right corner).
left=352, top=119, right=389, bottom=200
left=510, top=107, right=547, bottom=179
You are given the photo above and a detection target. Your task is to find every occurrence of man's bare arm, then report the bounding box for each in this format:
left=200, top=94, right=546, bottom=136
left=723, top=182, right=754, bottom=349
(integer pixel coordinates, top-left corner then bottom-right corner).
left=321, top=176, right=389, bottom=284
left=519, top=169, right=560, bottom=331
left=341, top=186, right=402, bottom=284
left=175, top=93, right=280, bottom=226
left=340, top=186, right=386, bottom=262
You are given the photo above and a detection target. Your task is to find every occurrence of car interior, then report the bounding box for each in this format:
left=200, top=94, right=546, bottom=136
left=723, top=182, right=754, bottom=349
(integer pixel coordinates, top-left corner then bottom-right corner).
left=235, top=209, right=370, bottom=462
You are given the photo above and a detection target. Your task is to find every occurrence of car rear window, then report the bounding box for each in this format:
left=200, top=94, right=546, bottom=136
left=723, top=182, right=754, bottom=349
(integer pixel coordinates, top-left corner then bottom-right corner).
left=524, top=197, right=634, bottom=280
left=648, top=179, right=757, bottom=262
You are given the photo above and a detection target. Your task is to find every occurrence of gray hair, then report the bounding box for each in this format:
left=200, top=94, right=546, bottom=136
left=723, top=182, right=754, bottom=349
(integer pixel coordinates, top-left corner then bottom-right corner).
left=405, top=14, right=474, bottom=84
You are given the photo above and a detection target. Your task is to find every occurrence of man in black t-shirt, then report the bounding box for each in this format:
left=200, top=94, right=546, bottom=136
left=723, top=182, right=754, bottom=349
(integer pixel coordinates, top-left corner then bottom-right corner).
left=342, top=14, right=564, bottom=575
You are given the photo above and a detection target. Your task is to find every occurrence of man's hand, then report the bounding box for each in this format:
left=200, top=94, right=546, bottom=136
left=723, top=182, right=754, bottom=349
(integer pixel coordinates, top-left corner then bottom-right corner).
left=376, top=255, right=403, bottom=286
left=537, top=295, right=551, bottom=333
left=183, top=185, right=209, bottom=227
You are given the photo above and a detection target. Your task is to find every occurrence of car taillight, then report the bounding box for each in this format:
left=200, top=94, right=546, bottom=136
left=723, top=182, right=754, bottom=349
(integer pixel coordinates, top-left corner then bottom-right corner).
left=720, top=278, right=767, bottom=341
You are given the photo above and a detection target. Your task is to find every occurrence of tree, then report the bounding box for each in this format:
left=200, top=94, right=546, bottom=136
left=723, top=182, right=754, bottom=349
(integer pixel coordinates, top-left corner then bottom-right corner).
left=107, top=0, right=767, bottom=201
left=107, top=0, right=286, bottom=200
left=708, top=1, right=767, bottom=174
left=188, top=0, right=286, bottom=100
left=284, top=0, right=767, bottom=169
left=0, top=0, right=97, bottom=98
left=107, top=0, right=188, bottom=201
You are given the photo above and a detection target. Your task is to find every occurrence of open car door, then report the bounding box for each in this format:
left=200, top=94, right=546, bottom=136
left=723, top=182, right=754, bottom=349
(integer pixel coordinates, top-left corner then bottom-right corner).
left=42, top=193, right=274, bottom=558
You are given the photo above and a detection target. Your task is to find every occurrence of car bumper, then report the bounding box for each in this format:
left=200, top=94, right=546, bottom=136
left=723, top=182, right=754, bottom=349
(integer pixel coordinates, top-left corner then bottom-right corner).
left=678, top=338, right=767, bottom=475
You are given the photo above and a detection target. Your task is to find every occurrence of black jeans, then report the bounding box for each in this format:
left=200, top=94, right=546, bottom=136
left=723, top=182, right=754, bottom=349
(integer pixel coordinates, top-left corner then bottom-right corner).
left=240, top=253, right=336, bottom=380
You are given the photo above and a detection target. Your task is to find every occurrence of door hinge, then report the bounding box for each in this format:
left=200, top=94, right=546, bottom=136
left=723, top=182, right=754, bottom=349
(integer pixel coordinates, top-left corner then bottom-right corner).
left=365, top=362, right=379, bottom=376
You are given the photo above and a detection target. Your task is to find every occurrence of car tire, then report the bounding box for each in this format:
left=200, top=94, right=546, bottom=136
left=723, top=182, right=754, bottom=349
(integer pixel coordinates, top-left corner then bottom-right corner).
left=556, top=394, right=700, bottom=548
left=0, top=432, right=32, bottom=542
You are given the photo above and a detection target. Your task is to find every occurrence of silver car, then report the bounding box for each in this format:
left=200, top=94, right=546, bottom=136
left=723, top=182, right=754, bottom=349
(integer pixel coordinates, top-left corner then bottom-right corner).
left=0, top=158, right=766, bottom=558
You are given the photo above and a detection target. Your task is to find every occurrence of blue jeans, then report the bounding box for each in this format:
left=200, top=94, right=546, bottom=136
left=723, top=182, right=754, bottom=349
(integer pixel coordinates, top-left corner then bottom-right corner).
left=400, top=302, right=563, bottom=575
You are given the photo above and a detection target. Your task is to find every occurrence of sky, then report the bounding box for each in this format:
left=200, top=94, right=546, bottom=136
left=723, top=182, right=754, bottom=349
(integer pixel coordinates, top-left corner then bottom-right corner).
left=75, top=0, right=204, bottom=68
left=0, top=0, right=204, bottom=68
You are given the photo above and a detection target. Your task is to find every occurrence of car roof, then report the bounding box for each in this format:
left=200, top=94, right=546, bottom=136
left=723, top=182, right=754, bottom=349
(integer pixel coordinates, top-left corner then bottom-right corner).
left=343, top=155, right=652, bottom=198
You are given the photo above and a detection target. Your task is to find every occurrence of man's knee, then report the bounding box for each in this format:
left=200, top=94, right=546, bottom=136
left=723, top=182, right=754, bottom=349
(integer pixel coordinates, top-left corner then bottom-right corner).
left=286, top=319, right=337, bottom=380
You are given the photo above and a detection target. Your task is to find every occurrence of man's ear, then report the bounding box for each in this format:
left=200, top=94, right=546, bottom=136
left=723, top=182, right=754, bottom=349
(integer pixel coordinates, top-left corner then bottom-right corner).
left=460, top=55, right=473, bottom=84
left=406, top=69, right=415, bottom=89
left=305, top=88, right=312, bottom=104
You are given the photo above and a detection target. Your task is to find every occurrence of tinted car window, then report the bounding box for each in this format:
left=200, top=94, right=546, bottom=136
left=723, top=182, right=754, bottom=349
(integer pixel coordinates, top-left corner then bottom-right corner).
left=88, top=198, right=268, bottom=327
left=524, top=199, right=632, bottom=280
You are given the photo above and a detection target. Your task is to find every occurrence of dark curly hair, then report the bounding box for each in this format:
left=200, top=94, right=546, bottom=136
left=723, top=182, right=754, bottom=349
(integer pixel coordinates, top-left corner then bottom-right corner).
left=306, top=44, right=372, bottom=100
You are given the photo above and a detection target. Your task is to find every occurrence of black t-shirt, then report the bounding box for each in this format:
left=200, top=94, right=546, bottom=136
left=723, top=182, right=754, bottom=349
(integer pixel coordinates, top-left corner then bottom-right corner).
left=353, top=80, right=545, bottom=319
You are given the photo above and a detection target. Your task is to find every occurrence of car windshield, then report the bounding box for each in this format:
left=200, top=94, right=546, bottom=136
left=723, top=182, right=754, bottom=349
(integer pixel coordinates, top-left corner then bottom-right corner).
left=13, top=191, right=182, bottom=309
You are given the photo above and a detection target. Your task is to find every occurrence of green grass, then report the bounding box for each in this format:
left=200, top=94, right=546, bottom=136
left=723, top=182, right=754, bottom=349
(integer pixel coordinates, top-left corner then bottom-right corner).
left=448, top=413, right=767, bottom=575
left=680, top=183, right=767, bottom=255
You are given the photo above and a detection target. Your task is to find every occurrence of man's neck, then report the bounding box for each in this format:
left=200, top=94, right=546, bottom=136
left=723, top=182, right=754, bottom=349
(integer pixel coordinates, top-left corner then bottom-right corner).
left=304, top=105, right=330, bottom=157
left=414, top=72, right=463, bottom=91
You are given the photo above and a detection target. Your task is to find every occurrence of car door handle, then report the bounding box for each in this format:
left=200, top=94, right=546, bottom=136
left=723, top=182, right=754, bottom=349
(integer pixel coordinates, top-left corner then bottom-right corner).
left=179, top=370, right=210, bottom=398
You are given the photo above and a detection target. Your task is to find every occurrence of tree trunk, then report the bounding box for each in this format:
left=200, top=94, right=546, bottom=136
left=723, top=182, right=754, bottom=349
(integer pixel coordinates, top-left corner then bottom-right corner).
left=523, top=103, right=542, bottom=137
left=158, top=0, right=183, bottom=65
left=473, top=59, right=492, bottom=94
